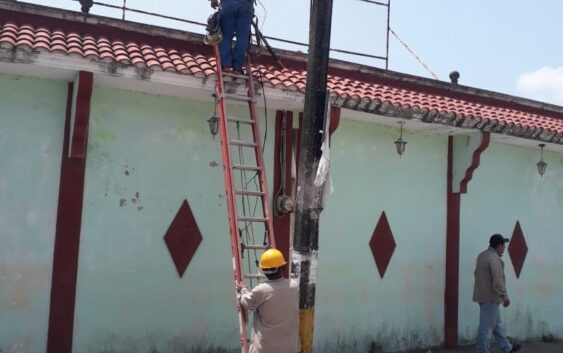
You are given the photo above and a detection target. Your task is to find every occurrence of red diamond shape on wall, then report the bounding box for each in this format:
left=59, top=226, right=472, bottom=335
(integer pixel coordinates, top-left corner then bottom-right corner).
left=508, top=221, right=528, bottom=278
left=369, top=211, right=396, bottom=278
left=163, top=200, right=202, bottom=278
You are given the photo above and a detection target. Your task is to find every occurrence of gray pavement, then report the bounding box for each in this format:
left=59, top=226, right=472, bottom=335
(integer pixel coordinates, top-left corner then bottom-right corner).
left=430, top=340, right=563, bottom=353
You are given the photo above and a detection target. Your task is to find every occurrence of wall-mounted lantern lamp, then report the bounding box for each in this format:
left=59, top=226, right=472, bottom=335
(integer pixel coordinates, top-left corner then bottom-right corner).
left=536, top=143, right=547, bottom=177
left=207, top=95, right=219, bottom=137
left=394, top=121, right=407, bottom=157
left=207, top=116, right=219, bottom=137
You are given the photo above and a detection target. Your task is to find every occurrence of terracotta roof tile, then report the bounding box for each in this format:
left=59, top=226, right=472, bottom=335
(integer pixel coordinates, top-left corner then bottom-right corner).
left=35, top=35, right=50, bottom=45
left=15, top=35, right=33, bottom=47
left=161, top=62, right=175, bottom=72
left=146, top=59, right=161, bottom=69
left=114, top=47, right=128, bottom=56
left=129, top=56, right=144, bottom=67
left=84, top=49, right=99, bottom=58
left=83, top=42, right=97, bottom=52
left=115, top=54, right=130, bottom=64
left=0, top=39, right=15, bottom=49
left=128, top=51, right=143, bottom=60
left=0, top=25, right=15, bottom=34
left=51, top=31, right=65, bottom=40
left=68, top=46, right=83, bottom=56
left=99, top=51, right=114, bottom=62
left=154, top=48, right=167, bottom=57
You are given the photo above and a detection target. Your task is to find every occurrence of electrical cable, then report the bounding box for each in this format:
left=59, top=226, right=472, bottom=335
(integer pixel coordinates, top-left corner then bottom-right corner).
left=67, top=0, right=390, bottom=63
left=256, top=0, right=267, bottom=33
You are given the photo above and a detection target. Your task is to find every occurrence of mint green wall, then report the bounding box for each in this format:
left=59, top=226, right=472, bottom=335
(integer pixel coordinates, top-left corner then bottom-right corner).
left=0, top=74, right=66, bottom=353
left=315, top=119, right=448, bottom=352
left=4, top=71, right=562, bottom=353
left=459, top=142, right=563, bottom=342
left=73, top=86, right=275, bottom=353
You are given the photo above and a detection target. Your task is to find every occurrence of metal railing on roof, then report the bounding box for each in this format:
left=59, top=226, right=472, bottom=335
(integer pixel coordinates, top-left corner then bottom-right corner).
left=66, top=0, right=391, bottom=68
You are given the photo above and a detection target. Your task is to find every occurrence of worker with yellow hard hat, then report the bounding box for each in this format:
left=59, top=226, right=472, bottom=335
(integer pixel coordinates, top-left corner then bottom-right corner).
left=237, top=248, right=300, bottom=353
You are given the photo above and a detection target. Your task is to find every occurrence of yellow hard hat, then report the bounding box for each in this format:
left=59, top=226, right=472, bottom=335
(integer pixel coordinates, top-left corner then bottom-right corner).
left=259, top=249, right=287, bottom=269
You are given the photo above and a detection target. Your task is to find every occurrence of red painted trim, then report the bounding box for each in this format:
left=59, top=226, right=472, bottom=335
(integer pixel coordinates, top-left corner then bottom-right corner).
left=70, top=71, right=94, bottom=159
left=444, top=136, right=460, bottom=348
left=272, top=111, right=293, bottom=277
left=459, top=132, right=490, bottom=194
left=47, top=75, right=93, bottom=353
left=328, top=106, right=341, bottom=140
left=296, top=112, right=303, bottom=176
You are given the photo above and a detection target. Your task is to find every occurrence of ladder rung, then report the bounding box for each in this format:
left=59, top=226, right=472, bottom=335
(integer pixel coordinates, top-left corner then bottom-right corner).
left=231, top=140, right=258, bottom=148
left=233, top=164, right=260, bottom=171
left=235, top=190, right=265, bottom=196
left=223, top=93, right=255, bottom=103
left=245, top=273, right=265, bottom=279
left=238, top=216, right=268, bottom=223
left=242, top=244, right=269, bottom=250
left=228, top=117, right=255, bottom=124
left=223, top=72, right=249, bottom=80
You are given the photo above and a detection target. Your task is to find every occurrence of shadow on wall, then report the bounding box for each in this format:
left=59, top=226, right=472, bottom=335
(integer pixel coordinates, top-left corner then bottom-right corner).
left=460, top=307, right=560, bottom=346
left=313, top=331, right=441, bottom=353
left=89, top=345, right=239, bottom=353
left=80, top=334, right=240, bottom=353
left=180, top=347, right=239, bottom=353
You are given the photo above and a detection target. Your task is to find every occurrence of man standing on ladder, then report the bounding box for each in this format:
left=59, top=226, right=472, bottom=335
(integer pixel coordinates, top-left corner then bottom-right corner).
left=210, top=0, right=254, bottom=74
left=237, top=249, right=300, bottom=353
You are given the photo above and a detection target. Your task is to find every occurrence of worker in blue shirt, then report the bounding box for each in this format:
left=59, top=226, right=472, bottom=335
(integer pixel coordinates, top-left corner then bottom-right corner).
left=210, top=0, right=254, bottom=74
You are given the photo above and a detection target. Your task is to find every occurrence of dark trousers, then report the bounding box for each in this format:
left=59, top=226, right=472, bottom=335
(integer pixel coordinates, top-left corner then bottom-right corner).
left=219, top=0, right=254, bottom=71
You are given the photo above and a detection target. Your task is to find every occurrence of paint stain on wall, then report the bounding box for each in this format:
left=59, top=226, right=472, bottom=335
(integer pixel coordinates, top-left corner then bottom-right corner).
left=81, top=334, right=238, bottom=353
left=0, top=264, right=47, bottom=310
left=313, top=328, right=441, bottom=353
left=10, top=276, right=30, bottom=309
left=124, top=165, right=136, bottom=176
left=1, top=334, right=34, bottom=353
left=94, top=126, right=117, bottom=142
left=118, top=192, right=144, bottom=211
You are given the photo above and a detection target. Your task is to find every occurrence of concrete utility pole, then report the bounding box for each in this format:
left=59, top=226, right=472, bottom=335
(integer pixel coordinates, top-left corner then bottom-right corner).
left=292, top=1, right=334, bottom=352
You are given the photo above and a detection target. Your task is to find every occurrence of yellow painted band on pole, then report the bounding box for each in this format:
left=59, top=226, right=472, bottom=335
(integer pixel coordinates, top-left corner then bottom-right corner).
left=299, top=308, right=315, bottom=353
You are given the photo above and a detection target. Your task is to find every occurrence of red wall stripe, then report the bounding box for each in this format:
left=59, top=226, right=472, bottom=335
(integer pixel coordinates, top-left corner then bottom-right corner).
left=272, top=111, right=294, bottom=277
left=47, top=72, right=93, bottom=353
left=445, top=132, right=490, bottom=347
left=69, top=71, right=94, bottom=159
left=444, top=136, right=460, bottom=348
left=329, top=106, right=341, bottom=139
left=459, top=132, right=491, bottom=194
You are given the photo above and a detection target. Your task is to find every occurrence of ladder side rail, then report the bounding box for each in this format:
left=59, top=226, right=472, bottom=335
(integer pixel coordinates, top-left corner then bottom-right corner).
left=213, top=44, right=250, bottom=353
left=245, top=60, right=277, bottom=248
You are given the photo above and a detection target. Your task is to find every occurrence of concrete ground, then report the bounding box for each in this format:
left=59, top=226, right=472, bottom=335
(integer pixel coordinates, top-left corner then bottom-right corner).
left=431, top=340, right=563, bottom=353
